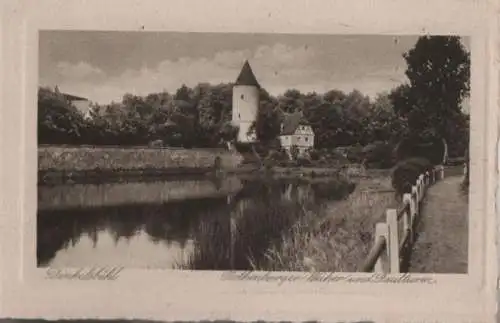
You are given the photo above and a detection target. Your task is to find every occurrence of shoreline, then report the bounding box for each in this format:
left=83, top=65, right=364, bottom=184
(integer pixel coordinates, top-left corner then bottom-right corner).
left=38, top=165, right=350, bottom=185
left=37, top=145, right=375, bottom=185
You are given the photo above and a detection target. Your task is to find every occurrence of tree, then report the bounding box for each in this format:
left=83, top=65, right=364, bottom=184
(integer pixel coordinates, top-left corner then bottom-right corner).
left=391, top=36, right=470, bottom=158
left=396, top=36, right=469, bottom=134
left=362, top=92, right=408, bottom=144
left=277, top=89, right=304, bottom=113
left=248, top=100, right=282, bottom=144
left=218, top=122, right=239, bottom=143
left=38, top=87, right=87, bottom=144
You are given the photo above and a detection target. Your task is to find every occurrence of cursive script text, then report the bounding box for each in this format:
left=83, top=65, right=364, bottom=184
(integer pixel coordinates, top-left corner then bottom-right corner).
left=221, top=271, right=436, bottom=285
left=45, top=267, right=124, bottom=280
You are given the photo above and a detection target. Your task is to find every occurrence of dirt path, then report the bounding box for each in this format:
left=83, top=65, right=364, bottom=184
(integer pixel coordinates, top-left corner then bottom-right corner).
left=408, top=175, right=468, bottom=273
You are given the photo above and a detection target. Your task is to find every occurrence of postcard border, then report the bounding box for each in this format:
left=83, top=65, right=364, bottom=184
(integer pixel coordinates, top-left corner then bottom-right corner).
left=1, top=0, right=498, bottom=322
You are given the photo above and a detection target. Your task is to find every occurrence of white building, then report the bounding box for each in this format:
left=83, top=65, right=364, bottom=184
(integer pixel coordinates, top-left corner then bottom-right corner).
left=63, top=93, right=92, bottom=119
left=279, top=111, right=315, bottom=156
left=53, top=85, right=93, bottom=119
left=232, top=60, right=260, bottom=143
left=231, top=61, right=315, bottom=152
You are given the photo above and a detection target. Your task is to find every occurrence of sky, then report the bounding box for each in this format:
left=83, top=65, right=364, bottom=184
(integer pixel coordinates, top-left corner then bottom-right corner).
left=39, top=31, right=470, bottom=105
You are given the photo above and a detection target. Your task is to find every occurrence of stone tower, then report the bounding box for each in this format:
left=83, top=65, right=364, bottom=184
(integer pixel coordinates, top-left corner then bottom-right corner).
left=232, top=60, right=260, bottom=143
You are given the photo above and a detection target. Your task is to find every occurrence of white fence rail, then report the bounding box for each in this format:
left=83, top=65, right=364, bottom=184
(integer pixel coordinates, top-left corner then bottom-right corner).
left=361, top=165, right=445, bottom=273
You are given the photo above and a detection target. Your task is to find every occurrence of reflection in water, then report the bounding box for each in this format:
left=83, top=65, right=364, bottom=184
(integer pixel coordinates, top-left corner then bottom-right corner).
left=38, top=176, right=242, bottom=210
left=37, top=177, right=353, bottom=270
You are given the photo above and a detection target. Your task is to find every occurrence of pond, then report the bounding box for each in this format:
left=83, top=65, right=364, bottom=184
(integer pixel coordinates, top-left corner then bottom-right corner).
left=37, top=175, right=355, bottom=270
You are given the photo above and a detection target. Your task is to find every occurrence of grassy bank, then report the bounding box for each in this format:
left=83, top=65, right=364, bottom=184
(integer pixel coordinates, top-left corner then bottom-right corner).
left=252, top=175, right=397, bottom=272
left=173, top=170, right=397, bottom=272
left=176, top=175, right=358, bottom=270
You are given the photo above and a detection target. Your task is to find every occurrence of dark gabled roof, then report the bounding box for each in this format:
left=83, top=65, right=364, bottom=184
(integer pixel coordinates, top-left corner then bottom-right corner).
left=62, top=93, right=88, bottom=101
left=280, top=111, right=308, bottom=135
left=234, top=60, right=261, bottom=88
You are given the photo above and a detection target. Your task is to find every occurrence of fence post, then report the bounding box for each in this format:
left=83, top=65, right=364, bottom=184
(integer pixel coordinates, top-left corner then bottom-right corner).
left=412, top=185, right=418, bottom=215
left=402, top=193, right=412, bottom=244
left=430, top=169, right=435, bottom=184
left=415, top=178, right=420, bottom=199
left=425, top=171, right=430, bottom=187
left=386, top=209, right=400, bottom=274
left=418, top=174, right=424, bottom=200
left=374, top=222, right=389, bottom=273
left=416, top=178, right=421, bottom=201
left=440, top=165, right=445, bottom=179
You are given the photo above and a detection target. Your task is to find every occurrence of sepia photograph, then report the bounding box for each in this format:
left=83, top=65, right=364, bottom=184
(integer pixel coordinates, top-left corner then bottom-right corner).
left=1, top=0, right=497, bottom=321
left=37, top=31, right=471, bottom=274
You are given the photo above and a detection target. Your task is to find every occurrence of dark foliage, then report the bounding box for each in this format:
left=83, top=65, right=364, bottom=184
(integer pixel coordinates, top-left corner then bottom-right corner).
left=389, top=36, right=470, bottom=161
left=38, top=36, right=470, bottom=164
left=391, top=157, right=433, bottom=197
left=362, top=141, right=396, bottom=169
left=396, top=134, right=446, bottom=165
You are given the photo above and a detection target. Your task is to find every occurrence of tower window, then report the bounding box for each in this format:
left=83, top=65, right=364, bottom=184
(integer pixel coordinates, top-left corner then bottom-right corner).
left=238, top=113, right=241, bottom=119
left=241, top=94, right=244, bottom=99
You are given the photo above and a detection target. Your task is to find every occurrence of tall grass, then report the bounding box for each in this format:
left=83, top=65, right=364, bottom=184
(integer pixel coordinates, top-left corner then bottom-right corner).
left=175, top=198, right=311, bottom=270
left=177, top=176, right=357, bottom=270
left=253, top=182, right=397, bottom=272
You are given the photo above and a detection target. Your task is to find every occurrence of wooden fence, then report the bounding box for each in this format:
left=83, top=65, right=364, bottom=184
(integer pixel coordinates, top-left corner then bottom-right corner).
left=361, top=165, right=445, bottom=273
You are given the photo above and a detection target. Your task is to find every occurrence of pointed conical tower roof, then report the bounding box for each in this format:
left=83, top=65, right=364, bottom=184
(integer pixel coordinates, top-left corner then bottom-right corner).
left=234, top=60, right=261, bottom=88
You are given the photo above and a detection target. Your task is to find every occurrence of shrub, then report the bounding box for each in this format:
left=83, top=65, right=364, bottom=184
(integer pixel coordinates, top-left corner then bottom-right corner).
left=295, top=157, right=312, bottom=167
left=268, top=148, right=289, bottom=162
left=263, top=159, right=275, bottom=171
left=342, top=145, right=364, bottom=163
left=363, top=142, right=396, bottom=169
left=290, top=145, right=300, bottom=160
left=391, top=157, right=433, bottom=197
left=395, top=135, right=445, bottom=165
left=148, top=139, right=164, bottom=148
left=233, top=142, right=254, bottom=154
left=309, top=149, right=320, bottom=161
left=310, top=177, right=356, bottom=201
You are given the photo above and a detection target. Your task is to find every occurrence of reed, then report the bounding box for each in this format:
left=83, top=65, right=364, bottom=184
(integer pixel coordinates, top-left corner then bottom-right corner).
left=177, top=176, right=360, bottom=270
left=254, top=179, right=397, bottom=272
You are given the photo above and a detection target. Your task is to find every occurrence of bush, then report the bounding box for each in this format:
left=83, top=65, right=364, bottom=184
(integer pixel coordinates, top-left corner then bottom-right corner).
left=309, top=149, right=320, bottom=161
left=290, top=145, right=300, bottom=160
left=391, top=157, right=433, bottom=197
left=268, top=148, right=289, bottom=162
left=363, top=142, right=396, bottom=169
left=148, top=139, right=164, bottom=148
left=311, top=178, right=356, bottom=201
left=342, top=145, right=364, bottom=163
left=295, top=157, right=312, bottom=167
left=395, top=135, right=445, bottom=165
left=233, top=142, right=254, bottom=154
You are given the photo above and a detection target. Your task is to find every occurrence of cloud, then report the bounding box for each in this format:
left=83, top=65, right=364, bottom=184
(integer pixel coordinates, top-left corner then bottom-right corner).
left=53, top=43, right=320, bottom=103
left=43, top=42, right=406, bottom=104
left=253, top=43, right=315, bottom=68
left=56, top=61, right=105, bottom=80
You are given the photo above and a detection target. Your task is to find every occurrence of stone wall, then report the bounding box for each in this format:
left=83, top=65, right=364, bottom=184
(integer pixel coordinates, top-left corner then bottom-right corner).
left=38, top=146, right=244, bottom=171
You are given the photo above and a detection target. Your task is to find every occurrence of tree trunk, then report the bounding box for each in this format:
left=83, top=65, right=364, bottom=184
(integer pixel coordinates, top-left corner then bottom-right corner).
left=441, top=138, right=448, bottom=165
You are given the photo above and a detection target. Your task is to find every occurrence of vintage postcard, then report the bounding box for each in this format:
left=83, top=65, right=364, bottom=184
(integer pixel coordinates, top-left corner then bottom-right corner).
left=0, top=0, right=498, bottom=322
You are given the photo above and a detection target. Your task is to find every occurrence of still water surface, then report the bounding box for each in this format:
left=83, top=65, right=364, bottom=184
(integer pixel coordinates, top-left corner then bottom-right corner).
left=37, top=176, right=352, bottom=270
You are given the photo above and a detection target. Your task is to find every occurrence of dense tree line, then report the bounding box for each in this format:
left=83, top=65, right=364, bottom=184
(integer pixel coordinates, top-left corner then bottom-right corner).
left=38, top=36, right=470, bottom=159
left=37, top=85, right=409, bottom=149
